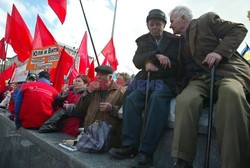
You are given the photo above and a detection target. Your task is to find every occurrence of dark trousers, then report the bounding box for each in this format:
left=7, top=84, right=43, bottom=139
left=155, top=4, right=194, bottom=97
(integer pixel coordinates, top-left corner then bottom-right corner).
left=122, top=82, right=174, bottom=155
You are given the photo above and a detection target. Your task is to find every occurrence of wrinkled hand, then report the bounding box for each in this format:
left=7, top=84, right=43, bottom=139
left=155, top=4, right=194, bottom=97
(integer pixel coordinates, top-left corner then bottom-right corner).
left=87, top=81, right=100, bottom=93
left=202, top=52, right=222, bottom=68
left=156, top=54, right=171, bottom=69
left=145, top=62, right=158, bottom=72
left=100, top=102, right=112, bottom=112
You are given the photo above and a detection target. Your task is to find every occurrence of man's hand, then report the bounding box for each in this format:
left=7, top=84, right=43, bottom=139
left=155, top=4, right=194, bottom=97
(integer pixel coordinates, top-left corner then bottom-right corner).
left=145, top=62, right=158, bottom=72
left=100, top=102, right=112, bottom=112
left=202, top=52, right=222, bottom=68
left=87, top=81, right=100, bottom=93
left=156, top=54, right=171, bottom=69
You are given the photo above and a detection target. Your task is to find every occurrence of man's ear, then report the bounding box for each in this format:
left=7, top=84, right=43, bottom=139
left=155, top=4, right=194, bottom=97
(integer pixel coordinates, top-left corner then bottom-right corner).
left=108, top=74, right=112, bottom=80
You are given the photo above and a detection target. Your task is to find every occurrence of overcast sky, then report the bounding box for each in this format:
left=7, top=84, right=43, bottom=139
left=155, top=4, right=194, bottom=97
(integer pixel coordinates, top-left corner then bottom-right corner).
left=0, top=0, right=249, bottom=75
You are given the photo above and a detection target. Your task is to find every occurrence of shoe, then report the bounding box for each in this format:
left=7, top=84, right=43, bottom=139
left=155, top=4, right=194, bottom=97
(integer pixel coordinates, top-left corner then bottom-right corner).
left=174, top=159, right=193, bottom=168
left=109, top=146, right=138, bottom=159
left=131, top=152, right=153, bottom=168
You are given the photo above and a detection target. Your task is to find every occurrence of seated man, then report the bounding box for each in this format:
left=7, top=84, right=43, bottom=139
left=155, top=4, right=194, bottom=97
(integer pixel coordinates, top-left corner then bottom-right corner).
left=74, top=65, right=125, bottom=148
left=109, top=9, right=180, bottom=168
left=169, top=6, right=250, bottom=168
left=15, top=71, right=58, bottom=129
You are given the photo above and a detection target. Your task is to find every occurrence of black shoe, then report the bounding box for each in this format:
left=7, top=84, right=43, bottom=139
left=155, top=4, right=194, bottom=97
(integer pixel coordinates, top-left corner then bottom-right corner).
left=131, top=152, right=153, bottom=168
left=109, top=146, right=138, bottom=159
left=174, top=159, right=193, bottom=168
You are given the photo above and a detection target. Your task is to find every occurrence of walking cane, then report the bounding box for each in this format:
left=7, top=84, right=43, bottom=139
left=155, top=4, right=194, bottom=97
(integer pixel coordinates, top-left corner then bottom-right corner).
left=204, top=65, right=216, bottom=168
left=142, top=71, right=151, bottom=133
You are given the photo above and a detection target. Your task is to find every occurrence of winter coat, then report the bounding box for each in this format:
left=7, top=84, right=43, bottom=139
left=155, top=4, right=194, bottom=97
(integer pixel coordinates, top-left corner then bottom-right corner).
left=57, top=88, right=85, bottom=137
left=132, top=31, right=181, bottom=94
left=75, top=81, right=125, bottom=148
left=185, top=12, right=250, bottom=93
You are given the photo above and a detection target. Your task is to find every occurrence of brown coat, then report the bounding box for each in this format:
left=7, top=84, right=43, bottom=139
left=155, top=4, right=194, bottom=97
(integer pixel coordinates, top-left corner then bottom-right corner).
left=75, top=81, right=125, bottom=148
left=188, top=12, right=250, bottom=93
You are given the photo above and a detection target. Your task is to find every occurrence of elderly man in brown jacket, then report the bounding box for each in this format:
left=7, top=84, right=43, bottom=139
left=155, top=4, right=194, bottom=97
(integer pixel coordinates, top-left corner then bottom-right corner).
left=169, top=6, right=250, bottom=168
left=75, top=65, right=125, bottom=148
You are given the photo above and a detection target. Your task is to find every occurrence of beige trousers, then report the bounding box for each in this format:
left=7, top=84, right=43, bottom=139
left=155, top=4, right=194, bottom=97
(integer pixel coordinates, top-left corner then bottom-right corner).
left=172, top=77, right=250, bottom=168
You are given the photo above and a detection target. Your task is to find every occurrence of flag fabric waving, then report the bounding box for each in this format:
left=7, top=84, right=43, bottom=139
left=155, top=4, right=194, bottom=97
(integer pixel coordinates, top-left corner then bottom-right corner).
left=241, top=43, right=250, bottom=61
left=87, top=60, right=95, bottom=81
left=0, top=38, right=6, bottom=61
left=0, top=63, right=17, bottom=92
left=101, top=56, right=108, bottom=66
left=48, top=0, right=67, bottom=24
left=33, top=15, right=58, bottom=49
left=9, top=4, right=33, bottom=63
left=101, top=38, right=118, bottom=71
left=53, top=48, right=74, bottom=92
left=26, top=15, right=60, bottom=70
left=68, top=66, right=79, bottom=86
left=78, top=31, right=90, bottom=74
left=5, top=13, right=12, bottom=44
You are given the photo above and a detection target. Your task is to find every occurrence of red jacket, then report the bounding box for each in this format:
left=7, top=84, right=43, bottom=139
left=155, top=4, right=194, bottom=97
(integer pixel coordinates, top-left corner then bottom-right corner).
left=19, top=82, right=58, bottom=128
left=61, top=90, right=83, bottom=137
left=65, top=90, right=82, bottom=104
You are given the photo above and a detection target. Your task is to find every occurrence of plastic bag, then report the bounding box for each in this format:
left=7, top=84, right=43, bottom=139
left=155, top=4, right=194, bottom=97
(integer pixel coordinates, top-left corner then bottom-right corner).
left=76, top=121, right=112, bottom=153
left=39, top=109, right=68, bottom=133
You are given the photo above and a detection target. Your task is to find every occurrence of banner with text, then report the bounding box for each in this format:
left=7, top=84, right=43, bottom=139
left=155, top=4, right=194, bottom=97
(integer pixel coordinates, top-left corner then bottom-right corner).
left=26, top=45, right=61, bottom=70
left=11, top=63, right=29, bottom=83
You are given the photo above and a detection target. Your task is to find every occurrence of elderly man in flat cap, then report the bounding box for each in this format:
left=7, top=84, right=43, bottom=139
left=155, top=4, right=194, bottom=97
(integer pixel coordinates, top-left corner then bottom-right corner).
left=75, top=65, right=125, bottom=148
left=109, top=8, right=181, bottom=168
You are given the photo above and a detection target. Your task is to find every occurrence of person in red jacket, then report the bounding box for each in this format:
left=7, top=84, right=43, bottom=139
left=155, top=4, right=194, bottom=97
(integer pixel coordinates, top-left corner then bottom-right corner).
left=15, top=71, right=58, bottom=129
left=9, top=73, right=38, bottom=120
left=55, top=75, right=90, bottom=136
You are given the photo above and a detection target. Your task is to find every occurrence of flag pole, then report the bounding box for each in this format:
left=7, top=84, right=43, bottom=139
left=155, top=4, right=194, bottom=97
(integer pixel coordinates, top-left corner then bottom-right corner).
left=79, top=0, right=100, bottom=66
left=1, top=42, right=8, bottom=72
left=111, top=0, right=118, bottom=38
left=65, top=48, right=78, bottom=84
left=3, top=43, right=8, bottom=71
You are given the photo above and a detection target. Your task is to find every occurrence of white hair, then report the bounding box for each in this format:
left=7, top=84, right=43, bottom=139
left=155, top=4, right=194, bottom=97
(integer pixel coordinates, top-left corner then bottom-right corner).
left=169, top=5, right=193, bottom=22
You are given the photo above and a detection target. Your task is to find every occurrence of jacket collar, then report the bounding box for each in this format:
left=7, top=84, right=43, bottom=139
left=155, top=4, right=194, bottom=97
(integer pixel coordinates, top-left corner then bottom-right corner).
left=38, top=78, right=50, bottom=84
left=188, top=19, right=197, bottom=56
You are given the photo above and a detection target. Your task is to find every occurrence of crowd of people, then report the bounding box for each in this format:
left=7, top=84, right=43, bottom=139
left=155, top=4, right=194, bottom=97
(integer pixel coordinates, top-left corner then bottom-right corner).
left=0, top=5, right=249, bottom=168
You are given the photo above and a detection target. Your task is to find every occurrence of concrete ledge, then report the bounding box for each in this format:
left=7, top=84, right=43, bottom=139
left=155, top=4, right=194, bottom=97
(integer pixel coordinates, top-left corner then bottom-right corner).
left=0, top=106, right=220, bottom=168
left=0, top=112, right=133, bottom=168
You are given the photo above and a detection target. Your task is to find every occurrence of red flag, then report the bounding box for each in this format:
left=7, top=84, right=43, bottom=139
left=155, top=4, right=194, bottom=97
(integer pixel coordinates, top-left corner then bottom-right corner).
left=87, top=60, right=95, bottom=81
left=78, top=31, right=90, bottom=74
left=0, top=38, right=6, bottom=61
left=101, top=38, right=118, bottom=71
left=48, top=0, right=67, bottom=24
left=10, top=5, right=33, bottom=62
left=101, top=56, right=108, bottom=66
left=68, top=66, right=79, bottom=86
left=5, top=13, right=12, bottom=44
left=0, top=63, right=17, bottom=92
left=53, top=48, right=74, bottom=92
left=48, top=68, right=56, bottom=82
left=33, top=15, right=58, bottom=49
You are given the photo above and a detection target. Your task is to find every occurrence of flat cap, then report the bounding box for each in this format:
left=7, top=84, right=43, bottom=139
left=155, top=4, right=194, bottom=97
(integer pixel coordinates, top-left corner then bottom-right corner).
left=95, top=65, right=113, bottom=74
